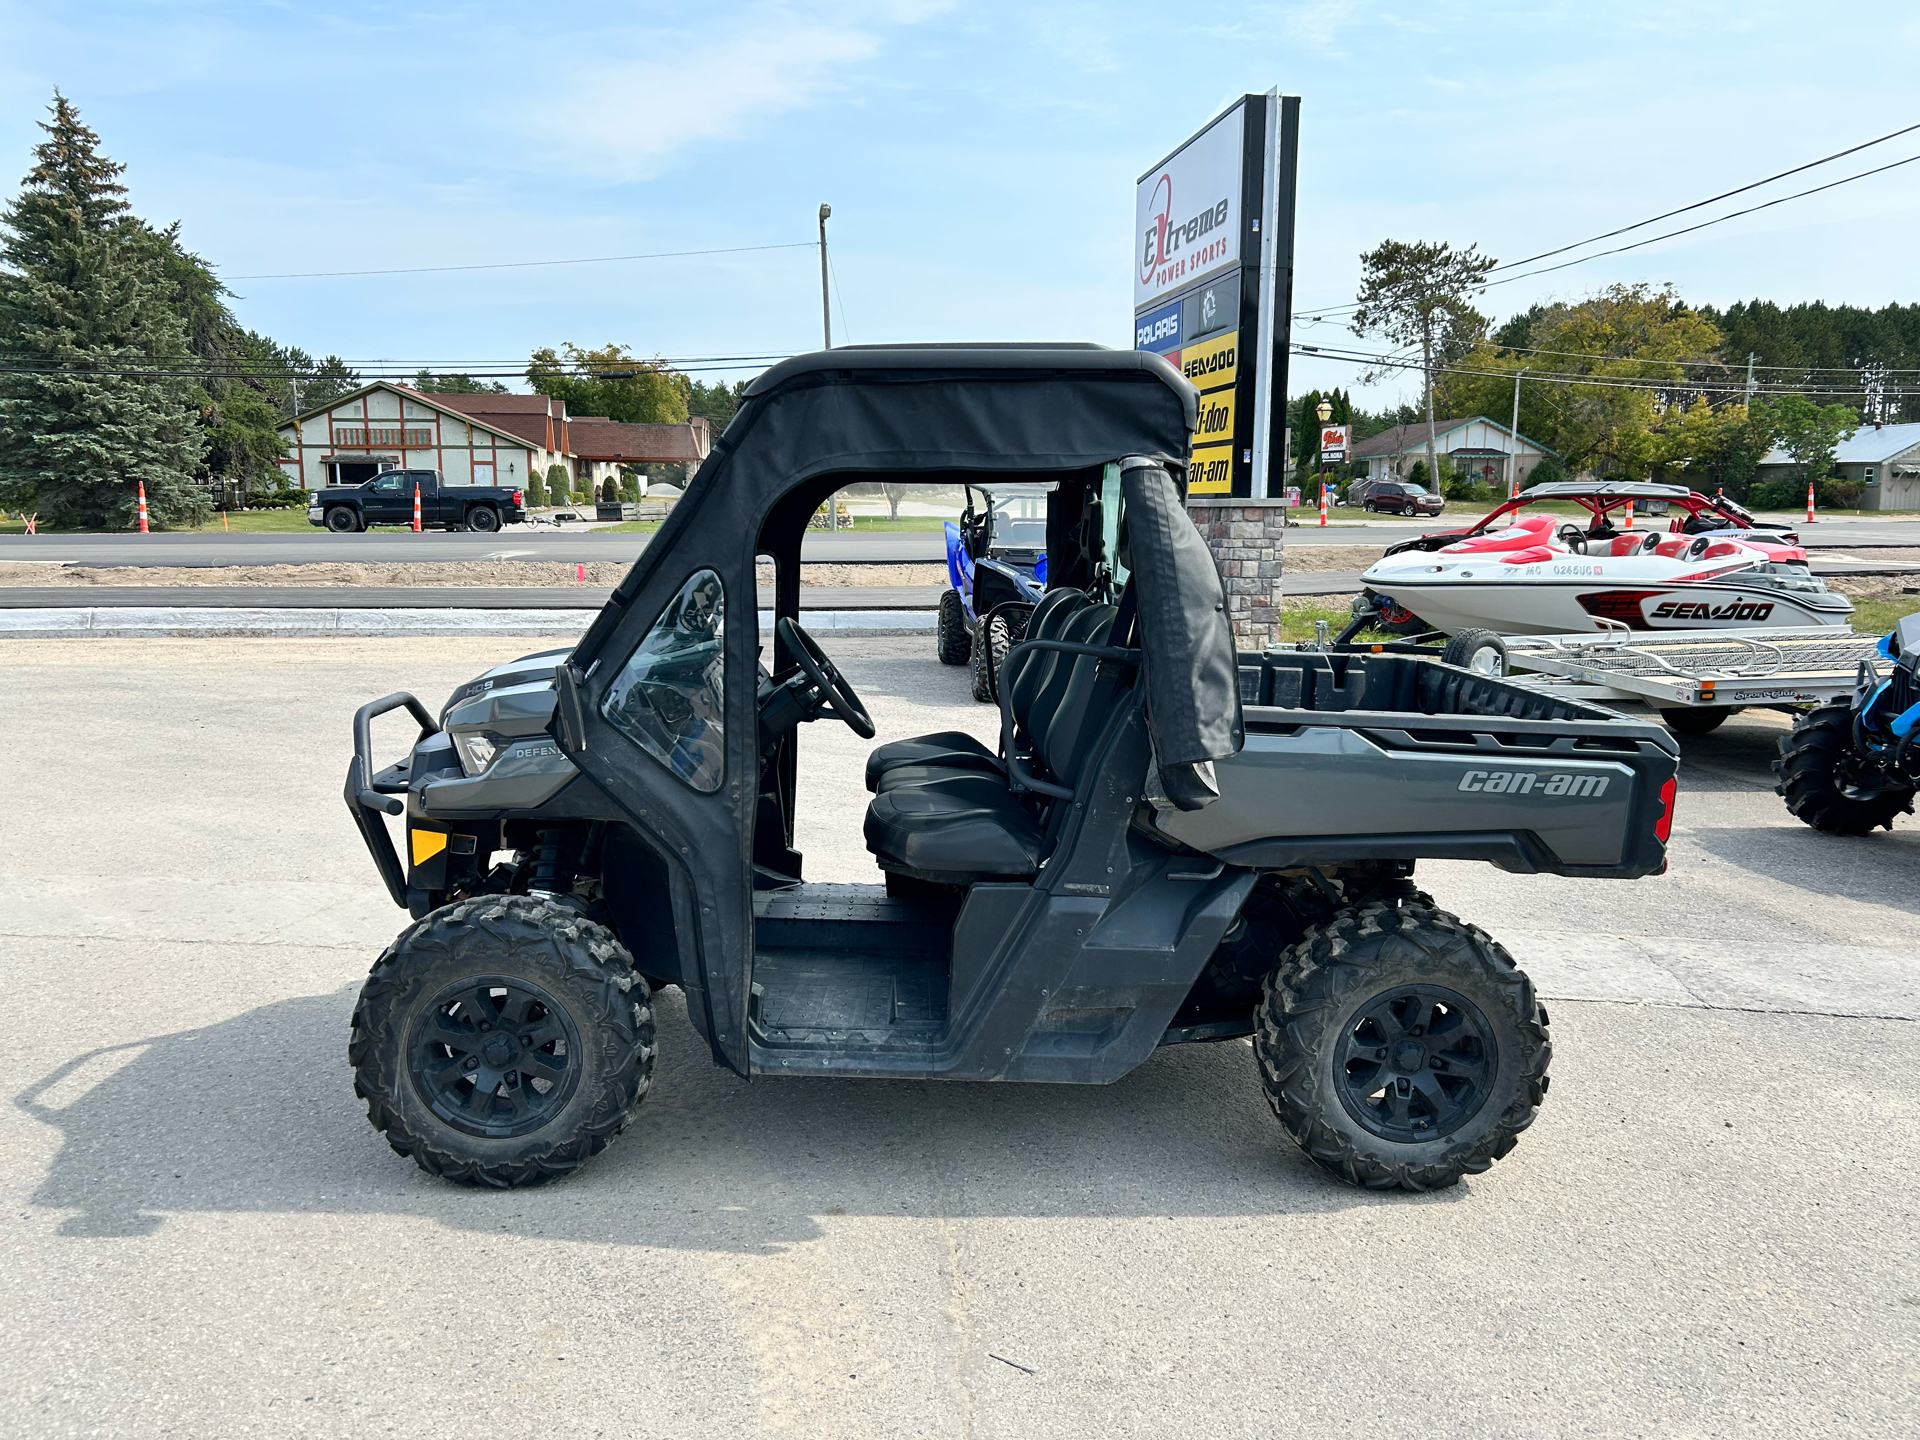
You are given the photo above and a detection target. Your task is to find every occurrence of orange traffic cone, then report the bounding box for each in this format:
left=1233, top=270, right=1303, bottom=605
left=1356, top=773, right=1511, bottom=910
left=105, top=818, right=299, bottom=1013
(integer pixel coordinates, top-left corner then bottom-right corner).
left=137, top=480, right=149, bottom=534
left=1806, top=483, right=1816, bottom=523
left=412, top=482, right=422, bottom=533
left=1318, top=484, right=1329, bottom=527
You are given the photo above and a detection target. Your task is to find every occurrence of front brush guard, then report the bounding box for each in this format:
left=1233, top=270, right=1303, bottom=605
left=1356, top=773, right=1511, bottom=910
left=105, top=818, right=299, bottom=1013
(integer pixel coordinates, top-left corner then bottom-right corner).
left=344, top=692, right=440, bottom=907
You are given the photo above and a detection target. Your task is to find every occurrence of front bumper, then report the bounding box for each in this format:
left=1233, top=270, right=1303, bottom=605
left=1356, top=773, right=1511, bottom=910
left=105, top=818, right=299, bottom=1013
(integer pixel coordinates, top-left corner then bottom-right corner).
left=344, top=692, right=440, bottom=907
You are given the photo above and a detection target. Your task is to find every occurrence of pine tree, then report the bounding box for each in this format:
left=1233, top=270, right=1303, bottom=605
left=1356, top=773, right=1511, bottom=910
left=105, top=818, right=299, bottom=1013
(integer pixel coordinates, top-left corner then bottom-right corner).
left=0, top=93, right=206, bottom=528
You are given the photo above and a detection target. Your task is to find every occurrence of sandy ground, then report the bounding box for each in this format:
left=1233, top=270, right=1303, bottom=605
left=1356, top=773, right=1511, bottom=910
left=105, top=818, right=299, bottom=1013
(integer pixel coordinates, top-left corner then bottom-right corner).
left=0, top=560, right=949, bottom=589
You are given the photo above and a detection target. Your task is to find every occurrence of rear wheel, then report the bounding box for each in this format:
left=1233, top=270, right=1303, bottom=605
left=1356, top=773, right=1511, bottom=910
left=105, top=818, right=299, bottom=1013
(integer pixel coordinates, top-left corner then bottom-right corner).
left=325, top=507, right=360, bottom=533
left=467, top=506, right=500, bottom=533
left=349, top=895, right=655, bottom=1187
left=968, top=619, right=995, bottom=702
left=1773, top=701, right=1916, bottom=834
left=1255, top=901, right=1550, bottom=1191
left=936, top=588, right=971, bottom=666
left=1661, top=706, right=1733, bottom=735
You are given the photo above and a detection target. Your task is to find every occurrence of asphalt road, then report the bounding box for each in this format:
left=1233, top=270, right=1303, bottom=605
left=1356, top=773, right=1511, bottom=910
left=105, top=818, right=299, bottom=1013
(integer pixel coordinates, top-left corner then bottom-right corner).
left=0, top=584, right=946, bottom=610
left=7, top=515, right=1916, bottom=568
left=3, top=636, right=1915, bottom=1438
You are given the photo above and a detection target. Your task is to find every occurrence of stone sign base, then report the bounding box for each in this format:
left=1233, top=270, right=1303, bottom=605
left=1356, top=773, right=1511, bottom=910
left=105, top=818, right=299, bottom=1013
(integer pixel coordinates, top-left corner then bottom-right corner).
left=1184, top=496, right=1289, bottom=651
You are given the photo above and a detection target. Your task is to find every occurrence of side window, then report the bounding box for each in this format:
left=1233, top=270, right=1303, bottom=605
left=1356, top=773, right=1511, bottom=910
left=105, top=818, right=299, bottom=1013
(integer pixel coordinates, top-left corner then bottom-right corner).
left=600, top=570, right=727, bottom=792
left=1099, top=462, right=1131, bottom=589
left=371, top=474, right=402, bottom=493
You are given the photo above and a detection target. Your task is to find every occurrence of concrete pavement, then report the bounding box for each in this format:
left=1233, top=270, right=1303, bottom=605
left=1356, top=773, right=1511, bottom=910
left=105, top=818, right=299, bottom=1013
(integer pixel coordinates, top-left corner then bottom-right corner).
left=2, top=636, right=1915, bottom=1438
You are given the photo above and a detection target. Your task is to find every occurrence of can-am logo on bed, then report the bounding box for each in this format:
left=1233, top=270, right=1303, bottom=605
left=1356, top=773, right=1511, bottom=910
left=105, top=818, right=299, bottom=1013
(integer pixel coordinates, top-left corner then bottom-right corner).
left=1459, top=770, right=1610, bottom=797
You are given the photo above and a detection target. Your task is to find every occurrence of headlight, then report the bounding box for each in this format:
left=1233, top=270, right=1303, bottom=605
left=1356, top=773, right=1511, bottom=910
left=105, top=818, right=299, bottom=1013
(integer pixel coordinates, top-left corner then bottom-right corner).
left=454, top=731, right=499, bottom=776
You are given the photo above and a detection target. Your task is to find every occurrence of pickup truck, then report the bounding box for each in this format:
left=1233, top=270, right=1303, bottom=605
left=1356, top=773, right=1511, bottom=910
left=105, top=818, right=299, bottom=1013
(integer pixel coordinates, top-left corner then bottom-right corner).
left=308, top=468, right=526, bottom=534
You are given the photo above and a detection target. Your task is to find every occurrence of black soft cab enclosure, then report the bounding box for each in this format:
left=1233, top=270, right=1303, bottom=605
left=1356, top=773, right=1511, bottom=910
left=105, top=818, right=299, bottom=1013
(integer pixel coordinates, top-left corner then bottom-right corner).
left=342, top=343, right=1676, bottom=1195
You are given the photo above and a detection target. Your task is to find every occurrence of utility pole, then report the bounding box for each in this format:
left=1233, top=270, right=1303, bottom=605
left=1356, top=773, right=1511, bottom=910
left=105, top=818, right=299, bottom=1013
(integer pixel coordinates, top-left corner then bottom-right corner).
left=1745, top=351, right=1758, bottom=407
left=818, top=204, right=833, bottom=350
left=1508, top=367, right=1528, bottom=498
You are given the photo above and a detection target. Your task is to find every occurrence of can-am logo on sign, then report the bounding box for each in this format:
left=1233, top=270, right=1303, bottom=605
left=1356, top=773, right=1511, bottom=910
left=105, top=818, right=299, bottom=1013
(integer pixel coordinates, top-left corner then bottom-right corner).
left=1134, top=106, right=1243, bottom=308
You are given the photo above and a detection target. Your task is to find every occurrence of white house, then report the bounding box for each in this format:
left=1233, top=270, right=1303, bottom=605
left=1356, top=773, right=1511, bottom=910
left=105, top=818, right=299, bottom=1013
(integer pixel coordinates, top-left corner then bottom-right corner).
left=276, top=383, right=557, bottom=493
left=1349, top=416, right=1556, bottom=489
left=1757, top=420, right=1920, bottom=511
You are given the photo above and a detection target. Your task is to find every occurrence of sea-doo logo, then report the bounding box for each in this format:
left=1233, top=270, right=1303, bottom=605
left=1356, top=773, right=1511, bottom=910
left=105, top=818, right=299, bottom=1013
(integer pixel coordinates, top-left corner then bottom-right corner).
left=1139, top=172, right=1231, bottom=288
left=1458, top=770, right=1610, bottom=797
left=1652, top=598, right=1775, bottom=622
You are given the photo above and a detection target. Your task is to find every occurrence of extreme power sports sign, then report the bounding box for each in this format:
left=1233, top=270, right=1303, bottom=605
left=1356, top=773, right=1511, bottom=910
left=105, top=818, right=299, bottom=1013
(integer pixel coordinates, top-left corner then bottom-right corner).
left=1133, top=94, right=1299, bottom=497
left=1134, top=108, right=1242, bottom=310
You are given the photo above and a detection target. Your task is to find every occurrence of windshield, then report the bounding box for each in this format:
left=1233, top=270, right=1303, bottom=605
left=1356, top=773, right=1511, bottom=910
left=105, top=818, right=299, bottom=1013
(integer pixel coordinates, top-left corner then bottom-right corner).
left=990, top=495, right=1047, bottom=549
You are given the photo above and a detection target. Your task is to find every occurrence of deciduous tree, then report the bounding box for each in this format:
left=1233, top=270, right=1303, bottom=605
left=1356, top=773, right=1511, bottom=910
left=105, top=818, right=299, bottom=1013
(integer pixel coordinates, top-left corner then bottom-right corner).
left=1352, top=239, right=1495, bottom=493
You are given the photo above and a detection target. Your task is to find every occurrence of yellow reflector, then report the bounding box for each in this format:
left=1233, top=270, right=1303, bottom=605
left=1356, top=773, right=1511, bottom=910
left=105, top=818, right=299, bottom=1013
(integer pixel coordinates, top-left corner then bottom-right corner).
left=410, top=829, right=448, bottom=866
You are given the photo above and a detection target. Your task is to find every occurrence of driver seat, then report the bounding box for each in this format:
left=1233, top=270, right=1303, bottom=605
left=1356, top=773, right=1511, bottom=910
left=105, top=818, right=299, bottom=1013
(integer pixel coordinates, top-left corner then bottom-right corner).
left=862, top=587, right=1090, bottom=791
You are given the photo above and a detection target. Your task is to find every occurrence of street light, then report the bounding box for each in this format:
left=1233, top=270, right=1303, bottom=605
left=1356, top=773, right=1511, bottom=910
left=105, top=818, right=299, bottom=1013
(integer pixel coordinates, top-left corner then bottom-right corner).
left=1314, top=398, right=1333, bottom=512
left=818, top=203, right=833, bottom=351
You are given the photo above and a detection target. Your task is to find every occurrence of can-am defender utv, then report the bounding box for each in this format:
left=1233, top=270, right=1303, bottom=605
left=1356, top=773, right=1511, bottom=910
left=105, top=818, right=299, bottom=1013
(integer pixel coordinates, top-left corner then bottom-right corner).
left=345, top=344, right=1680, bottom=1192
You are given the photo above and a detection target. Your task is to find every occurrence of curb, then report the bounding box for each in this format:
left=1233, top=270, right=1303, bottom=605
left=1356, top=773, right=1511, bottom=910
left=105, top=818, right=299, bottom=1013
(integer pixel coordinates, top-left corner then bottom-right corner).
left=0, top=607, right=938, bottom=639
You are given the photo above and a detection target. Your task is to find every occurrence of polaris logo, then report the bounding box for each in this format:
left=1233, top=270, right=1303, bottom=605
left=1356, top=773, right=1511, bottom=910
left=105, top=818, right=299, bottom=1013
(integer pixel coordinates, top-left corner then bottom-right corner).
left=1459, top=770, right=1609, bottom=797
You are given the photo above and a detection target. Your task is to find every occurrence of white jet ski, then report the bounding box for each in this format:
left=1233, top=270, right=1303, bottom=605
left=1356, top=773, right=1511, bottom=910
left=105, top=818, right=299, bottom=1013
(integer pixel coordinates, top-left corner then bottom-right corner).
left=1359, top=512, right=1853, bottom=636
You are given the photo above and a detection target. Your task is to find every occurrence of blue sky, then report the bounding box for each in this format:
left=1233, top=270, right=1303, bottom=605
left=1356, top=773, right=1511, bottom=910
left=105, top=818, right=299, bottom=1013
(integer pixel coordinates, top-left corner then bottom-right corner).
left=2, top=1, right=1916, bottom=405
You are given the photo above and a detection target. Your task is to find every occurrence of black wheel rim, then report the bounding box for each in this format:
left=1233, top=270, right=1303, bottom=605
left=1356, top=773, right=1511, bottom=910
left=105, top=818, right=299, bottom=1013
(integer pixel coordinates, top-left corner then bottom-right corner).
left=407, top=975, right=584, bottom=1138
left=1334, top=984, right=1498, bottom=1143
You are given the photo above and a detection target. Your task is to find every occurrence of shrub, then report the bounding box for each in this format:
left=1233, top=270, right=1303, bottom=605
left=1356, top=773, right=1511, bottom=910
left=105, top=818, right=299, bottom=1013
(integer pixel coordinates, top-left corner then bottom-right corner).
left=1819, top=477, right=1864, bottom=508
left=1524, top=456, right=1566, bottom=489
left=621, top=472, right=641, bottom=502
left=601, top=477, right=619, bottom=502
left=546, top=463, right=571, bottom=499
left=526, top=471, right=547, bottom=506
left=1407, top=460, right=1428, bottom=488
left=1746, top=476, right=1805, bottom=511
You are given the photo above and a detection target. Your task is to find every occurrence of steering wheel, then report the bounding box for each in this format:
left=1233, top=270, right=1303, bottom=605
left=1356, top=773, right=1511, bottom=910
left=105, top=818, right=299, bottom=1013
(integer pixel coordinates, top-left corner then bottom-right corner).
left=776, top=616, right=875, bottom=739
left=1556, top=523, right=1587, bottom=551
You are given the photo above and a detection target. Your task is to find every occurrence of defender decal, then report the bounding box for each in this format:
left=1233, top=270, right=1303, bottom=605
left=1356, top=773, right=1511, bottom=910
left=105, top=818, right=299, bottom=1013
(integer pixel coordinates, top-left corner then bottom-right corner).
left=1459, top=770, right=1610, bottom=797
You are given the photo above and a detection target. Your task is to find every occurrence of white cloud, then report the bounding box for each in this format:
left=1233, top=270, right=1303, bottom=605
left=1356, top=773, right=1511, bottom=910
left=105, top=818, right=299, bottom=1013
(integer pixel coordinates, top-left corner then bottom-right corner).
left=536, top=3, right=944, bottom=181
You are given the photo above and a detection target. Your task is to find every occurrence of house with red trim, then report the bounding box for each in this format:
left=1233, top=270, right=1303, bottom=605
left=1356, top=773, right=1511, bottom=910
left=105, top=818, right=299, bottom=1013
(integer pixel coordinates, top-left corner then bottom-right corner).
left=276, top=383, right=713, bottom=495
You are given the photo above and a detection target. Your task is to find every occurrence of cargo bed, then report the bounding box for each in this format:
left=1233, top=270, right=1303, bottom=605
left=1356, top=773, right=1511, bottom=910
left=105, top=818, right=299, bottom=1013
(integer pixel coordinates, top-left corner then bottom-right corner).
left=1148, top=651, right=1679, bottom=878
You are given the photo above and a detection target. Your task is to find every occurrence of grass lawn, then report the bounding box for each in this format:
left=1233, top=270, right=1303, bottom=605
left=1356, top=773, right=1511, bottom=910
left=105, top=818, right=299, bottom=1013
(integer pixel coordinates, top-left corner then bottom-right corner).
left=0, top=508, right=314, bottom=535
left=597, top=514, right=949, bottom=536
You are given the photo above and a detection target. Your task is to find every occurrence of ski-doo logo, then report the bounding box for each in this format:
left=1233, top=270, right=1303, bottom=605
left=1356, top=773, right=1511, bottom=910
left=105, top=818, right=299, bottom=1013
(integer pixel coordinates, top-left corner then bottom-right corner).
left=1652, top=598, right=1775, bottom=622
left=1139, top=172, right=1232, bottom=287
left=1458, top=770, right=1610, bottom=797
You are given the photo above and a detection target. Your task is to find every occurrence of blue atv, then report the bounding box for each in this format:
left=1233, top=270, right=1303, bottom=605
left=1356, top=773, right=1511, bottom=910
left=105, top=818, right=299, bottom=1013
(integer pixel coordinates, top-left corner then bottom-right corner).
left=1775, top=611, right=1920, bottom=834
left=937, top=482, right=1049, bottom=701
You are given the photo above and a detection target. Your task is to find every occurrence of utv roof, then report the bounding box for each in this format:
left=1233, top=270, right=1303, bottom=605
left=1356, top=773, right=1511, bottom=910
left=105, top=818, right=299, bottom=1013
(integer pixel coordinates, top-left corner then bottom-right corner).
left=744, top=343, right=1197, bottom=429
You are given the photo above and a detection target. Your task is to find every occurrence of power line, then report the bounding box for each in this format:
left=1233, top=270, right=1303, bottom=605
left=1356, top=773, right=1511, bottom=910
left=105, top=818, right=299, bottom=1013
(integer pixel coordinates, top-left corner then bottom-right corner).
left=1486, top=152, right=1920, bottom=288
left=1292, top=341, right=1896, bottom=397
left=1287, top=119, right=1920, bottom=323
left=228, top=242, right=816, bottom=281
left=1490, top=119, right=1920, bottom=272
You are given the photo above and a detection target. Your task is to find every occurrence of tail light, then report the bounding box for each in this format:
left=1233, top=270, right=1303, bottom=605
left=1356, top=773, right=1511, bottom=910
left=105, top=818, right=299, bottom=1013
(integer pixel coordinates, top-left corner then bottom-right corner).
left=512, top=489, right=523, bottom=504
left=1654, top=775, right=1676, bottom=842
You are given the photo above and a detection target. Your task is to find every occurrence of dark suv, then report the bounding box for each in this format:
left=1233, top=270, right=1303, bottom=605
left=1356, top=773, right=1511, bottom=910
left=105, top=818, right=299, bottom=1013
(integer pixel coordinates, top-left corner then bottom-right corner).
left=1354, top=479, right=1444, bottom=516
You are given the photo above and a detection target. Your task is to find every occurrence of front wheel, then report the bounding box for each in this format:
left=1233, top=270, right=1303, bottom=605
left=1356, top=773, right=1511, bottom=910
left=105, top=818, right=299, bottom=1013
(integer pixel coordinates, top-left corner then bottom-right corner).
left=1773, top=701, right=1916, bottom=834
left=1255, top=901, right=1550, bottom=1191
left=349, top=895, right=655, bottom=1187
left=325, top=507, right=360, bottom=533
left=936, top=588, right=971, bottom=666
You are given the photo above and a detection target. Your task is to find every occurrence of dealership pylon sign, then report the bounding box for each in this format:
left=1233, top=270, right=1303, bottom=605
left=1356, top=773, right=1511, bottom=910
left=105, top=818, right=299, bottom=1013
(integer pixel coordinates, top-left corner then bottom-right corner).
left=1134, top=92, right=1299, bottom=496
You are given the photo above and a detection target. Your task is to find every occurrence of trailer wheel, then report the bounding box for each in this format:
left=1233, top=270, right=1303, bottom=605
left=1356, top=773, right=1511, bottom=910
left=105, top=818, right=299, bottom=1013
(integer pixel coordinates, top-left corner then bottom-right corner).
left=349, top=895, right=655, bottom=1187
left=325, top=507, right=360, bottom=533
left=1661, top=706, right=1733, bottom=735
left=1255, top=901, right=1550, bottom=1191
left=936, top=589, right=971, bottom=666
left=1441, top=628, right=1509, bottom=676
left=1773, top=701, right=1916, bottom=834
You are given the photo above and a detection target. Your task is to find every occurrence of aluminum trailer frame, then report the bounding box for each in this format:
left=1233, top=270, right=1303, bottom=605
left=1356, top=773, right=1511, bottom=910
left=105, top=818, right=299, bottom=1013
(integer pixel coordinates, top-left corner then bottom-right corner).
left=1497, top=624, right=1885, bottom=710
